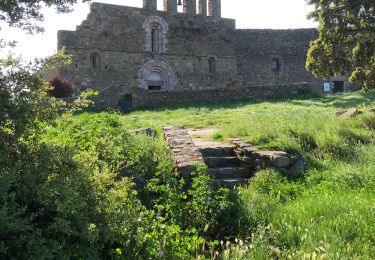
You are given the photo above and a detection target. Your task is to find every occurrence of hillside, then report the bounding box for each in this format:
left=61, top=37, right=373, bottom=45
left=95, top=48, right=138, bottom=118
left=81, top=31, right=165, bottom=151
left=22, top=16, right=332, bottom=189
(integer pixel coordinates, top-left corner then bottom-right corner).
left=44, top=91, right=375, bottom=258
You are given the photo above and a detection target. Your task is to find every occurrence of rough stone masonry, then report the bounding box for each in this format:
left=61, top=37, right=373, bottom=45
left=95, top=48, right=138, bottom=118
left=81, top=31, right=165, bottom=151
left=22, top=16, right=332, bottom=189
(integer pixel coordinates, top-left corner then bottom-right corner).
left=57, top=0, right=357, bottom=108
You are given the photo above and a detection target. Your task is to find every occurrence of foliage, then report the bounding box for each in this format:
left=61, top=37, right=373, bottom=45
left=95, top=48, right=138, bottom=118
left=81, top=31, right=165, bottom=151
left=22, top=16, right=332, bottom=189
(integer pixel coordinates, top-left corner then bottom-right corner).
left=0, top=145, right=148, bottom=258
left=3, top=45, right=375, bottom=259
left=0, top=54, right=154, bottom=258
left=44, top=111, right=239, bottom=258
left=145, top=164, right=232, bottom=240
left=48, top=75, right=75, bottom=98
left=306, top=0, right=375, bottom=90
left=88, top=91, right=375, bottom=258
left=0, top=0, right=90, bottom=33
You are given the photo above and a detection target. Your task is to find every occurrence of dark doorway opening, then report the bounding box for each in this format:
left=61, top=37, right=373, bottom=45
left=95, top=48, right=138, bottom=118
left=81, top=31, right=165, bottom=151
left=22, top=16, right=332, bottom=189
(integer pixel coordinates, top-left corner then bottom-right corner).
left=118, top=94, right=133, bottom=112
left=148, top=85, right=162, bottom=91
left=333, top=81, right=344, bottom=93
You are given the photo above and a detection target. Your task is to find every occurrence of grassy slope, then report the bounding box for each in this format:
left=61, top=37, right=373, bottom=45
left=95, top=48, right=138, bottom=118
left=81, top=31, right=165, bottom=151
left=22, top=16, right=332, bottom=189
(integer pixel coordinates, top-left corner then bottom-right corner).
left=57, top=91, right=375, bottom=258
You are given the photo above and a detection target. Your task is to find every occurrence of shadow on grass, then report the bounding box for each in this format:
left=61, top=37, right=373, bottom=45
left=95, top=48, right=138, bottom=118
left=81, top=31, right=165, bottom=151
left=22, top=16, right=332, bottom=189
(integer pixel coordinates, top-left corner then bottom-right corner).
left=289, top=91, right=375, bottom=109
left=128, top=89, right=325, bottom=113
left=80, top=90, right=375, bottom=115
left=129, top=90, right=375, bottom=113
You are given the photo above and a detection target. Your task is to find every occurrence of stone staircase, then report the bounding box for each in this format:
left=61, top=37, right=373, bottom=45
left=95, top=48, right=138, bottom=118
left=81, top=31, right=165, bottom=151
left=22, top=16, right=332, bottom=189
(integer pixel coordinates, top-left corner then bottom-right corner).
left=197, top=143, right=254, bottom=188
left=164, top=126, right=294, bottom=189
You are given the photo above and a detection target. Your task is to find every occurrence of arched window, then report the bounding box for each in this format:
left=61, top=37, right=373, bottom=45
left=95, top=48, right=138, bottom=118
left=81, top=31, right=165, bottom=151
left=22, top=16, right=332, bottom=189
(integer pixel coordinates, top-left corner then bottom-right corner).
left=143, top=16, right=168, bottom=53
left=90, top=53, right=100, bottom=69
left=151, top=26, right=159, bottom=52
left=208, top=57, right=216, bottom=74
left=272, top=58, right=281, bottom=73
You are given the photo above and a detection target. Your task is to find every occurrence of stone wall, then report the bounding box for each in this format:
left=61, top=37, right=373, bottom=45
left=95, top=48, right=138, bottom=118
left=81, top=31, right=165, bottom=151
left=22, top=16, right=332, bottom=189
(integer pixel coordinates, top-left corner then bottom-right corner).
left=55, top=3, right=347, bottom=109
left=163, top=126, right=205, bottom=178
left=235, top=29, right=322, bottom=92
left=132, top=83, right=312, bottom=108
left=58, top=3, right=237, bottom=96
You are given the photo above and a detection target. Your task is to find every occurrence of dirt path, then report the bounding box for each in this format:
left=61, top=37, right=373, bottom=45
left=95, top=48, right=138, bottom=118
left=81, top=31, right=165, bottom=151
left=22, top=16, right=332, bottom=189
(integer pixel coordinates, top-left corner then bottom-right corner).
left=187, top=128, right=234, bottom=149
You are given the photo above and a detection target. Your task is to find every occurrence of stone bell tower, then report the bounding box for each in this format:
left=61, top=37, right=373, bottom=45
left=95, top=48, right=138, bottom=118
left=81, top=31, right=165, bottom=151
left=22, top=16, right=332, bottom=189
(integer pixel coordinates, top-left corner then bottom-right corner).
left=198, top=0, right=207, bottom=16
left=183, top=0, right=196, bottom=15
left=209, top=0, right=221, bottom=18
left=143, top=0, right=157, bottom=11
left=164, top=0, right=177, bottom=15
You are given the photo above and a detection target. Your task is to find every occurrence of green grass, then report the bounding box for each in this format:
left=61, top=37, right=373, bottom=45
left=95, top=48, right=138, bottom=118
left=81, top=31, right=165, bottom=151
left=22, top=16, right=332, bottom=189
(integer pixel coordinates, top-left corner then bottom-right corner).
left=50, top=91, right=375, bottom=258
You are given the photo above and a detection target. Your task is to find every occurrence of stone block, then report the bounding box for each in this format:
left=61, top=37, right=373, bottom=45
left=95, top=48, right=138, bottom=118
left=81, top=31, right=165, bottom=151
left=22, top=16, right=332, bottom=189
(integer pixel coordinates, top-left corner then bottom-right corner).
left=271, top=155, right=291, bottom=168
left=164, top=126, right=205, bottom=179
left=128, top=127, right=156, bottom=137
left=336, top=108, right=363, bottom=118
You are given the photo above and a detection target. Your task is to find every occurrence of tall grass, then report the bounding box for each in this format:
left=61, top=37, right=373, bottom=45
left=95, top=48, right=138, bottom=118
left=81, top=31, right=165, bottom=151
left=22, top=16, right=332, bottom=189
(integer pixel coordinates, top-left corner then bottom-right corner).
left=54, top=91, right=375, bottom=258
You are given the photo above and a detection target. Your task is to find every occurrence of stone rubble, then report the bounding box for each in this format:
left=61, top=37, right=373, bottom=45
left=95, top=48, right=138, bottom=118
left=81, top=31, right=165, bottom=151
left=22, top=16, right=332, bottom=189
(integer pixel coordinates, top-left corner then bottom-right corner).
left=163, top=126, right=205, bottom=178
left=128, top=127, right=156, bottom=137
left=336, top=108, right=363, bottom=118
left=228, top=138, right=292, bottom=168
left=163, top=127, right=298, bottom=188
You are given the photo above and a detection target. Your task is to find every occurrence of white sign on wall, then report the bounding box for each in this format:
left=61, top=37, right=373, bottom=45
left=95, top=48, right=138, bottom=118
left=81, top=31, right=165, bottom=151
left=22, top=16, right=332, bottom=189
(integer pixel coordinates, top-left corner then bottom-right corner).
left=324, top=82, right=331, bottom=92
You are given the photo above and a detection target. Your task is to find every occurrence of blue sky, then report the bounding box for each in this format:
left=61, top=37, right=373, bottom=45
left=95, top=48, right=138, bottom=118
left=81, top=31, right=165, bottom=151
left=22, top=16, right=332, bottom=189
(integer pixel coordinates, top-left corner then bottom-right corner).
left=0, top=0, right=317, bottom=60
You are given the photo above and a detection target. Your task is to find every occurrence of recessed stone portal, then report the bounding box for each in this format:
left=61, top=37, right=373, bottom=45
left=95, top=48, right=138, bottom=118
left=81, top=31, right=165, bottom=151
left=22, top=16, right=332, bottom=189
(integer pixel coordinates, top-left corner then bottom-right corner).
left=138, top=60, right=177, bottom=91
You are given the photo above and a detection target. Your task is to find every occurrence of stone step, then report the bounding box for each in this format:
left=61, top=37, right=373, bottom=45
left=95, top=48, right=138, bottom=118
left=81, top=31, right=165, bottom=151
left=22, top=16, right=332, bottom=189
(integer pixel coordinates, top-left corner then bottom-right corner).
left=214, top=178, right=249, bottom=188
left=199, top=146, right=235, bottom=157
left=204, top=156, right=240, bottom=168
left=206, top=167, right=252, bottom=179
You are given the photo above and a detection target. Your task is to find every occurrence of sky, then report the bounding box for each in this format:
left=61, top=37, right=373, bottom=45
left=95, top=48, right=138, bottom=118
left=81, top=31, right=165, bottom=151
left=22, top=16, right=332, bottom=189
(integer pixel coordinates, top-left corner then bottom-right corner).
left=0, top=0, right=317, bottom=61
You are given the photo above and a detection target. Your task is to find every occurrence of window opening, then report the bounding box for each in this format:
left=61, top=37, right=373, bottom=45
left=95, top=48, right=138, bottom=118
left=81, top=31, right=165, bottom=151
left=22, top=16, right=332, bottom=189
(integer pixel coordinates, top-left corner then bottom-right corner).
left=208, top=57, right=216, bottom=74
left=90, top=53, right=100, bottom=69
left=272, top=58, right=281, bottom=72
left=151, top=28, right=156, bottom=52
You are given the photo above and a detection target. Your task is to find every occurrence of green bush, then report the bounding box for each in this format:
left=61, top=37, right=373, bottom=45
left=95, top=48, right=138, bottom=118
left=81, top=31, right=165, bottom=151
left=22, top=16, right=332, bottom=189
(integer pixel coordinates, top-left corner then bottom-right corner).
left=0, top=56, right=213, bottom=259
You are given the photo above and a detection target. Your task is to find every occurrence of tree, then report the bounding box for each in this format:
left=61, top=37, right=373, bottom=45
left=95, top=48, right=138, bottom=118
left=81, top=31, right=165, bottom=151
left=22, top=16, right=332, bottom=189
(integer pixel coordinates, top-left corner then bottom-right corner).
left=306, top=0, right=375, bottom=90
left=0, top=0, right=90, bottom=33
left=48, top=75, right=75, bottom=98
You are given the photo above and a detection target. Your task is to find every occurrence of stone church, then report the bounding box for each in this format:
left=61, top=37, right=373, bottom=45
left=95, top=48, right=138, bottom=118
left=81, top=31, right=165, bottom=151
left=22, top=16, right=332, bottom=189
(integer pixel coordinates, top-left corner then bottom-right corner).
left=57, top=0, right=352, bottom=108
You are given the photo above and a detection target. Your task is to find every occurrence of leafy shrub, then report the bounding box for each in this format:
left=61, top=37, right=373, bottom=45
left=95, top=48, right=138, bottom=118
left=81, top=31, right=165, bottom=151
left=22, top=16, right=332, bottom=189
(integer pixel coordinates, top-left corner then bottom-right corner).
left=0, top=56, right=157, bottom=258
left=145, top=164, right=233, bottom=240
left=48, top=75, right=74, bottom=98
left=45, top=113, right=237, bottom=257
left=0, top=145, right=150, bottom=258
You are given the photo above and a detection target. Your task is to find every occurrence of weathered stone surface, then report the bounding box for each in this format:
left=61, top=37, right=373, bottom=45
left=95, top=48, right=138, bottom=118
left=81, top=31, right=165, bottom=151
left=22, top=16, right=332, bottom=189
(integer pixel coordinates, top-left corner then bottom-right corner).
left=271, top=154, right=291, bottom=168
left=55, top=1, right=337, bottom=109
left=288, top=157, right=307, bottom=178
left=228, top=139, right=291, bottom=168
left=206, top=167, right=250, bottom=179
left=336, top=108, right=363, bottom=118
left=236, top=29, right=323, bottom=91
left=58, top=1, right=237, bottom=105
left=199, top=146, right=234, bottom=157
left=204, top=156, right=239, bottom=168
left=128, top=127, right=156, bottom=137
left=213, top=178, right=249, bottom=188
left=163, top=126, right=204, bottom=178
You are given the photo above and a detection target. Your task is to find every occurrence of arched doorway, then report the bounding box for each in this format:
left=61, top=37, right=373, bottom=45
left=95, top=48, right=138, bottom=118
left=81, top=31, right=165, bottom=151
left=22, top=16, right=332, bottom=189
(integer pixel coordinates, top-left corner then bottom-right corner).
left=147, top=71, right=163, bottom=90
left=138, top=60, right=177, bottom=91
